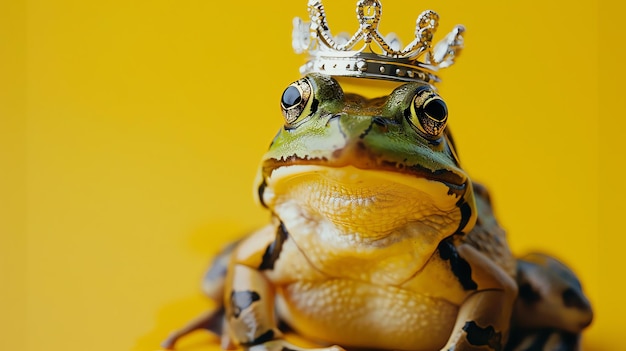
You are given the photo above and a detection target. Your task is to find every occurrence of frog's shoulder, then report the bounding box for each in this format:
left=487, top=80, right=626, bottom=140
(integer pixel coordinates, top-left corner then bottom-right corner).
left=461, top=182, right=516, bottom=277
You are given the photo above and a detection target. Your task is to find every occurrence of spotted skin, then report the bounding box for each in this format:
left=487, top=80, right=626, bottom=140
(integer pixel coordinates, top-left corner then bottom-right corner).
left=259, top=222, right=289, bottom=270
left=462, top=321, right=503, bottom=351
left=163, top=75, right=591, bottom=351
left=164, top=200, right=591, bottom=351
left=438, top=239, right=478, bottom=290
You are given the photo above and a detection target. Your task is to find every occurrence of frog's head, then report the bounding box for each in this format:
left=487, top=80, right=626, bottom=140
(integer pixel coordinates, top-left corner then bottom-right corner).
left=257, top=73, right=476, bottom=242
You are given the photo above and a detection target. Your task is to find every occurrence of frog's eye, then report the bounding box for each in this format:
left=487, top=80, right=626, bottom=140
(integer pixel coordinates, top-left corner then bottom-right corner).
left=408, top=88, right=448, bottom=138
left=281, top=78, right=313, bottom=126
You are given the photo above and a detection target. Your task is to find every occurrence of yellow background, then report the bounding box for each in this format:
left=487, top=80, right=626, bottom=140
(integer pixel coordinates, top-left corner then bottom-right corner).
left=0, top=0, right=623, bottom=350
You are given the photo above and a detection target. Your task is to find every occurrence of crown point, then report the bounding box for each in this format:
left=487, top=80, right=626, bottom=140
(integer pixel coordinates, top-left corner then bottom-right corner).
left=293, top=0, right=464, bottom=83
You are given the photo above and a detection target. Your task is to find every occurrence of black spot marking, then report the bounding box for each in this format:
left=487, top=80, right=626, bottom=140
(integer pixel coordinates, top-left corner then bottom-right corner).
left=310, top=97, right=319, bottom=115
left=359, top=120, right=375, bottom=139
left=438, top=240, right=477, bottom=290
left=562, top=288, right=588, bottom=309
left=453, top=197, right=473, bottom=234
left=518, top=283, right=541, bottom=304
left=445, top=181, right=466, bottom=198
left=239, top=329, right=276, bottom=346
left=404, top=163, right=465, bottom=187
left=462, top=321, right=502, bottom=351
left=259, top=222, right=289, bottom=270
left=230, top=290, right=260, bottom=318
left=257, top=179, right=267, bottom=208
left=255, top=330, right=275, bottom=344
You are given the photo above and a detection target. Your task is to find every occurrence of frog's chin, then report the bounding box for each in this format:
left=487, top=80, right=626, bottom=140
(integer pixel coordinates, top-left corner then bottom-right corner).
left=263, top=165, right=465, bottom=238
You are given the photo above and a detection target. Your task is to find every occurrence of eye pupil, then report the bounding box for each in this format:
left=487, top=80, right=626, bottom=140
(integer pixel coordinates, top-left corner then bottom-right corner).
left=281, top=86, right=302, bottom=108
left=424, top=99, right=447, bottom=122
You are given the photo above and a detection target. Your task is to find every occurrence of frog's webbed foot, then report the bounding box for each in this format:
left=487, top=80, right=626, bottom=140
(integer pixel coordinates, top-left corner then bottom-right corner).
left=507, top=253, right=593, bottom=351
left=514, top=253, right=592, bottom=332
left=248, top=340, right=345, bottom=351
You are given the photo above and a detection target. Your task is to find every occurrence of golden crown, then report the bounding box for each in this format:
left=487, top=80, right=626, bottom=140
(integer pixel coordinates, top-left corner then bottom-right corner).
left=292, top=0, right=465, bottom=83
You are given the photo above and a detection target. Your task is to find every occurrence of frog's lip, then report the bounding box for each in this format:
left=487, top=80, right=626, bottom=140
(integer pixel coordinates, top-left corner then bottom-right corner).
left=262, top=155, right=467, bottom=195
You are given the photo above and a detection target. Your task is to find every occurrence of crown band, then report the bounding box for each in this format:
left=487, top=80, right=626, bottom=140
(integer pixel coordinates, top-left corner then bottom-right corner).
left=300, top=51, right=441, bottom=83
left=292, top=0, right=465, bottom=83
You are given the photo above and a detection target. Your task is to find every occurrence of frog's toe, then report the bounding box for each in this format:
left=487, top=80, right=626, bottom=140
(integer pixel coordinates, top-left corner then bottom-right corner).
left=248, top=339, right=345, bottom=351
left=160, top=307, right=224, bottom=350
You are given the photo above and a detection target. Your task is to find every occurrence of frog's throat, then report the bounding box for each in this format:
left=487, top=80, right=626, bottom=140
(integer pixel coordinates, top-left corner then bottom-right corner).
left=263, top=165, right=466, bottom=239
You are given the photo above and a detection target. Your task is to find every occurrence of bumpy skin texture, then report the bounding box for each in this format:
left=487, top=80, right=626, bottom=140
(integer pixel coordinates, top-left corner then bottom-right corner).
left=162, top=74, right=592, bottom=351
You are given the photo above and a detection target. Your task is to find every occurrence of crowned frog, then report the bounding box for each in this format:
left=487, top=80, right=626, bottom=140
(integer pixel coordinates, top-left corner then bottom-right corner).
left=162, top=74, right=593, bottom=351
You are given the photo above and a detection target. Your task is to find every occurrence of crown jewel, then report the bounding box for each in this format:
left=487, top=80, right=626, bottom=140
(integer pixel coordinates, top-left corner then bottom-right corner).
left=293, top=0, right=465, bottom=83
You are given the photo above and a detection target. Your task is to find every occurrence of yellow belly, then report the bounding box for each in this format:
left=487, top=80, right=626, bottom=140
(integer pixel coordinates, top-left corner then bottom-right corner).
left=275, top=279, right=459, bottom=351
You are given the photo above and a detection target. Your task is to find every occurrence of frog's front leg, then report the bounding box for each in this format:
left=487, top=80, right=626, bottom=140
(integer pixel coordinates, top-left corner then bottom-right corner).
left=225, top=263, right=281, bottom=346
left=225, top=225, right=344, bottom=351
left=440, top=244, right=518, bottom=351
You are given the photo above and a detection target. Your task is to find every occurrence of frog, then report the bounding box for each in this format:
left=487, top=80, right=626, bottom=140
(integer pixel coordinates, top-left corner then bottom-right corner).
left=162, top=73, right=593, bottom=351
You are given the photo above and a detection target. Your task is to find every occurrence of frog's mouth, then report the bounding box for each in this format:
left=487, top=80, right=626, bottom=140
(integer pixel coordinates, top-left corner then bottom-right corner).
left=261, top=151, right=468, bottom=198
left=262, top=165, right=468, bottom=238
